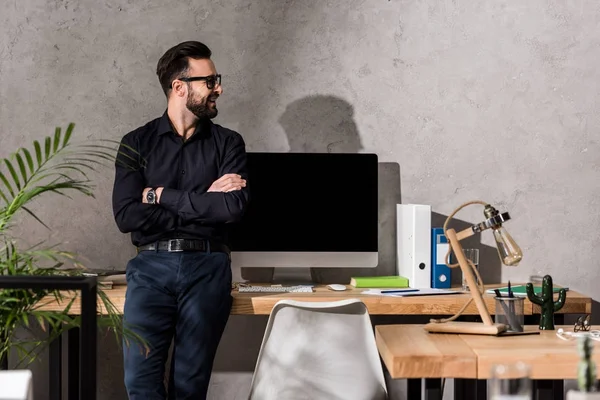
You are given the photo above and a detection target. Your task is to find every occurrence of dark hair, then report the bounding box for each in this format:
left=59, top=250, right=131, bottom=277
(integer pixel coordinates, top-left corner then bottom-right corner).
left=156, top=41, right=212, bottom=96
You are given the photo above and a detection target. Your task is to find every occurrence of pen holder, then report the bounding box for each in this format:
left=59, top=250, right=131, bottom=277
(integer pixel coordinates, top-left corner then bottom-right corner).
left=495, top=297, right=524, bottom=333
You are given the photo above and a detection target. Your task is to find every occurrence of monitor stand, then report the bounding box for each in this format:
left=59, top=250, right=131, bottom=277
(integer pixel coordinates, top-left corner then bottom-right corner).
left=271, top=267, right=315, bottom=286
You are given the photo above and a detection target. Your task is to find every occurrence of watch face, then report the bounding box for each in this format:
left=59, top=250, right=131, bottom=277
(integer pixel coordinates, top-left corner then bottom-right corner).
left=147, top=190, right=156, bottom=204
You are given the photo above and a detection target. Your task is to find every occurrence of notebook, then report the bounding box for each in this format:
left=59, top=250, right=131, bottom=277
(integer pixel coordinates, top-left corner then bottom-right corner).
left=486, top=285, right=568, bottom=298
left=349, top=276, right=409, bottom=288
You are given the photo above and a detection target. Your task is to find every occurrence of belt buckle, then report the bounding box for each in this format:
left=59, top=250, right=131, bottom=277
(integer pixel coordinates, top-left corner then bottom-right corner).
left=167, top=239, right=183, bottom=252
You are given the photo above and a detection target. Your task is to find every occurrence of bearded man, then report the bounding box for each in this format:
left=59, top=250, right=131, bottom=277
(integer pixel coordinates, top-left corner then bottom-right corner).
left=112, top=40, right=249, bottom=400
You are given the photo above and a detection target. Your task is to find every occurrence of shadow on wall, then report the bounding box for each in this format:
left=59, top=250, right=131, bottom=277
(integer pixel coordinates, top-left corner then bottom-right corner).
left=279, top=95, right=363, bottom=153
left=241, top=95, right=401, bottom=284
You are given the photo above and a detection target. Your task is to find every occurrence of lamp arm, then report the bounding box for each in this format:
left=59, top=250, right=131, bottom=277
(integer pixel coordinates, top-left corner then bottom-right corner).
left=456, top=226, right=476, bottom=241
left=447, top=228, right=494, bottom=326
left=443, top=200, right=489, bottom=270
left=430, top=200, right=494, bottom=326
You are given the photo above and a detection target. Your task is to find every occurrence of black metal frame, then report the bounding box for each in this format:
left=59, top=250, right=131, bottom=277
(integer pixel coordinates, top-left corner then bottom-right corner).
left=0, top=275, right=97, bottom=400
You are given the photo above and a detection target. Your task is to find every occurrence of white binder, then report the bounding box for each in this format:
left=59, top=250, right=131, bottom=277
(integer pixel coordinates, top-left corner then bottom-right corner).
left=396, top=204, right=432, bottom=288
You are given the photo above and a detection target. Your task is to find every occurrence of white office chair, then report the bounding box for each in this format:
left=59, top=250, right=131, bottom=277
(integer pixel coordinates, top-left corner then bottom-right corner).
left=248, top=299, right=388, bottom=400
left=0, top=370, right=33, bottom=400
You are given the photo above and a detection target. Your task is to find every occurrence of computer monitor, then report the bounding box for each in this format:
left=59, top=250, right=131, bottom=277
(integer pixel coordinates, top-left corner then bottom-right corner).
left=228, top=152, right=378, bottom=281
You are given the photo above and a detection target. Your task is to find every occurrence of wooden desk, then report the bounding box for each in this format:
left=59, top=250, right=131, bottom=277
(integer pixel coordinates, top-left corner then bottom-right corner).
left=36, top=286, right=590, bottom=400
left=376, top=325, right=477, bottom=379
left=38, top=284, right=592, bottom=316
left=467, top=327, right=600, bottom=380
left=376, top=324, right=481, bottom=399
left=375, top=324, right=600, bottom=400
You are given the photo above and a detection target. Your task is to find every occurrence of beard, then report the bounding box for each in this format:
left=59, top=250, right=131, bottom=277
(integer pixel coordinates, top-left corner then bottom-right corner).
left=186, top=92, right=218, bottom=120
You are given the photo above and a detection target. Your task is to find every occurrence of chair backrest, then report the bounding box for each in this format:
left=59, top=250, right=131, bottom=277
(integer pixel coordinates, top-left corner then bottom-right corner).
left=0, top=370, right=33, bottom=400
left=248, top=298, right=387, bottom=400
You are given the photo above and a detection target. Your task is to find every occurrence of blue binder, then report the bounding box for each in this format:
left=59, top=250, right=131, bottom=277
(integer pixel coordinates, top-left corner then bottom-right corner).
left=431, top=228, right=451, bottom=288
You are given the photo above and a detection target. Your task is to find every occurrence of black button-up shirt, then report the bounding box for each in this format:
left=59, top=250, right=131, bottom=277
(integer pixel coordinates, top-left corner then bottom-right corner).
left=112, top=111, right=249, bottom=247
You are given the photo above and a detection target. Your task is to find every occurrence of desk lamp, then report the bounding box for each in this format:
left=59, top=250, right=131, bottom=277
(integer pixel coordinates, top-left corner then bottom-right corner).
left=424, top=201, right=523, bottom=335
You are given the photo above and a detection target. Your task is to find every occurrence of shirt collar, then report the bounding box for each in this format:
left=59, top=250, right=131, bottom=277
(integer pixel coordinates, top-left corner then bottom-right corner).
left=157, top=110, right=211, bottom=139
left=158, top=110, right=174, bottom=136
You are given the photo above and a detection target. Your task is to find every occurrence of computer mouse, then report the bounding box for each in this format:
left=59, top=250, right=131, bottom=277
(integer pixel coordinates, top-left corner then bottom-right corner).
left=327, top=284, right=348, bottom=291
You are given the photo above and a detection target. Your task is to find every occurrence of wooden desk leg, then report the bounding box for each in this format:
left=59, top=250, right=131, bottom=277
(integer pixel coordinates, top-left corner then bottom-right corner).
left=425, top=379, right=442, bottom=400
left=455, top=378, right=487, bottom=400
left=534, top=380, right=564, bottom=400
left=408, top=379, right=422, bottom=399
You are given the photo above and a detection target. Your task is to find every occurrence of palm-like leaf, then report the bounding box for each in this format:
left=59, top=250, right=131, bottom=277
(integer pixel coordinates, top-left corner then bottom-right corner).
left=0, top=123, right=147, bottom=368
left=0, top=123, right=116, bottom=232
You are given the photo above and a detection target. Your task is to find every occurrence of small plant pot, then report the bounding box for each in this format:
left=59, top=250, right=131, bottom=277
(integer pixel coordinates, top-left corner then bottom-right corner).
left=567, top=390, right=600, bottom=400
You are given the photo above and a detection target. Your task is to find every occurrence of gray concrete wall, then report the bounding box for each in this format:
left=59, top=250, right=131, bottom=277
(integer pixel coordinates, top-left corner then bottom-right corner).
left=1, top=0, right=599, bottom=399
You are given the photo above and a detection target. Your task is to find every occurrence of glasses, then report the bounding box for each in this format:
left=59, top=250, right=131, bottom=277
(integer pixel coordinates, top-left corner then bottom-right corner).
left=575, top=314, right=592, bottom=332
left=176, top=74, right=221, bottom=89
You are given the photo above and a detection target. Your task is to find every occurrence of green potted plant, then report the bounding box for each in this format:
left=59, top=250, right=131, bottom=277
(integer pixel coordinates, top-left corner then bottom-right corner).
left=0, top=123, right=143, bottom=368
left=567, top=335, right=600, bottom=400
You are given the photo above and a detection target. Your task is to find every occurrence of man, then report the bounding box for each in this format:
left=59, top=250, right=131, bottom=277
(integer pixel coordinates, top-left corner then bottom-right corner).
left=112, top=40, right=249, bottom=400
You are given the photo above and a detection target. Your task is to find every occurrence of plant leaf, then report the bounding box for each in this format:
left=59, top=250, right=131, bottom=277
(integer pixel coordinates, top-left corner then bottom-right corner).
left=14, top=153, right=28, bottom=186
left=21, top=148, right=35, bottom=174
left=21, top=206, right=51, bottom=231
left=53, top=127, right=61, bottom=153
left=44, top=136, right=51, bottom=160
left=4, top=159, right=21, bottom=191
left=0, top=171, right=15, bottom=197
left=63, top=123, right=74, bottom=147
left=33, top=140, right=42, bottom=168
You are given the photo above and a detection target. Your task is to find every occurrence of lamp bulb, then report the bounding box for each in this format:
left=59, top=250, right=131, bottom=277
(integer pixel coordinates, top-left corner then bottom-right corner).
left=492, top=226, right=523, bottom=266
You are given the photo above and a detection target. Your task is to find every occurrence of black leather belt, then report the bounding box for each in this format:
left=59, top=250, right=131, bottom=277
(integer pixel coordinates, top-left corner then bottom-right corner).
left=137, top=239, right=230, bottom=254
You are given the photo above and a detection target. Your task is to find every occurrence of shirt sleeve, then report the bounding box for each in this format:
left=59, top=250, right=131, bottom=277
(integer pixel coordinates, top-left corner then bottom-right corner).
left=159, top=133, right=249, bottom=224
left=111, top=133, right=180, bottom=233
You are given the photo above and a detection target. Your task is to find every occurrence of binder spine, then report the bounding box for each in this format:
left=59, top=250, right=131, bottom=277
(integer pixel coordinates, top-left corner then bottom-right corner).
left=396, top=204, right=432, bottom=289
left=431, top=227, right=451, bottom=289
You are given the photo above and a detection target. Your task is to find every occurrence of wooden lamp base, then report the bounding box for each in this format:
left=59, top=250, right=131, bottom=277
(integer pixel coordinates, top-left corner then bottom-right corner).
left=422, top=226, right=507, bottom=336
left=424, top=321, right=507, bottom=335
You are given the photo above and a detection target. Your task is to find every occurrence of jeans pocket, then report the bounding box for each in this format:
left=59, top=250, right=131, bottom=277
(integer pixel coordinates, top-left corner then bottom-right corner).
left=125, top=256, right=139, bottom=282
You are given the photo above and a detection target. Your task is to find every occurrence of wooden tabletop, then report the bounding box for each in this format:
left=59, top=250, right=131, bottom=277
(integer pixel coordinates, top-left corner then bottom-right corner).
left=376, top=324, right=600, bottom=380
left=467, top=327, right=600, bottom=379
left=37, top=283, right=592, bottom=316
left=375, top=325, right=477, bottom=379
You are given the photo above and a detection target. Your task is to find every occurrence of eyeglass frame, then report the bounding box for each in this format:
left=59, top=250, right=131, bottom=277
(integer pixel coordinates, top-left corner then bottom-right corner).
left=172, top=74, right=222, bottom=90
left=574, top=314, right=592, bottom=332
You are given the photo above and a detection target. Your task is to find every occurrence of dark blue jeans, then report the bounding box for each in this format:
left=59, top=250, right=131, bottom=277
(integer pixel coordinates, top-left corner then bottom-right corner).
left=122, top=250, right=232, bottom=400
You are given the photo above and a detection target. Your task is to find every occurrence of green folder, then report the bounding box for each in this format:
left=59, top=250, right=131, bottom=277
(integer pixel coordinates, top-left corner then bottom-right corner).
left=350, top=276, right=409, bottom=288
left=486, top=285, right=568, bottom=298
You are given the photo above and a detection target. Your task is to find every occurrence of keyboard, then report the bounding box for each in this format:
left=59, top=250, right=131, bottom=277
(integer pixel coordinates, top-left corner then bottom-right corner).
left=237, top=285, right=314, bottom=293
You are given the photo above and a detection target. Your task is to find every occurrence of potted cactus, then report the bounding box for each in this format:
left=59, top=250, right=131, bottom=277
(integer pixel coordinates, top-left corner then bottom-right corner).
left=526, top=275, right=566, bottom=330
left=567, top=335, right=600, bottom=400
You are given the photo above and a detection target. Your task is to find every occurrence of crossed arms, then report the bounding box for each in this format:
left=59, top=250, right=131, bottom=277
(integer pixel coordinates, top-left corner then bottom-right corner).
left=112, top=134, right=248, bottom=234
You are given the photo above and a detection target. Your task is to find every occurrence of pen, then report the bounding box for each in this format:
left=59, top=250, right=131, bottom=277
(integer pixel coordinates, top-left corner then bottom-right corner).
left=380, top=289, right=420, bottom=294
left=508, top=280, right=516, bottom=317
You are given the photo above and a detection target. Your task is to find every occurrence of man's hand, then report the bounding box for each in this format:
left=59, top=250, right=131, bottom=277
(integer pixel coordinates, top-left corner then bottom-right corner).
left=207, top=174, right=246, bottom=193
left=142, top=187, right=164, bottom=204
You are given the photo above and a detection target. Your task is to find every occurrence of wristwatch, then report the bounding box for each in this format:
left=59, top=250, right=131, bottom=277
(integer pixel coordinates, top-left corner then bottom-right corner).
left=146, top=188, right=158, bottom=204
